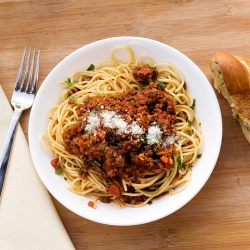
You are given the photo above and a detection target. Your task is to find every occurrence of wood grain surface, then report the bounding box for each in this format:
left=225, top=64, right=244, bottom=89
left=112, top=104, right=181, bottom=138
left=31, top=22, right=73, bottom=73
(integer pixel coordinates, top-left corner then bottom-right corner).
left=1, top=0, right=250, bottom=249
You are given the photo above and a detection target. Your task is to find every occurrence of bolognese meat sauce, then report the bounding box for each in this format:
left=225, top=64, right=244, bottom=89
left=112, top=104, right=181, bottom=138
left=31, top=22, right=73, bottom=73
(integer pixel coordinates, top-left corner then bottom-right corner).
left=63, top=64, right=177, bottom=205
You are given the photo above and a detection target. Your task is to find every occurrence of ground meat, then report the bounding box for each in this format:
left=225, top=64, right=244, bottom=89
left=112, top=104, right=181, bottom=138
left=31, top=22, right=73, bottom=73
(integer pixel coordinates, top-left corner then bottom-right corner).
left=132, top=64, right=158, bottom=84
left=63, top=65, right=177, bottom=205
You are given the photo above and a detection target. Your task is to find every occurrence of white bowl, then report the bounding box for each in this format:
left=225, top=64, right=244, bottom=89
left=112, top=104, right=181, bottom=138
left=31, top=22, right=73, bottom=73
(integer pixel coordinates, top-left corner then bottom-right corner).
left=29, top=37, right=222, bottom=226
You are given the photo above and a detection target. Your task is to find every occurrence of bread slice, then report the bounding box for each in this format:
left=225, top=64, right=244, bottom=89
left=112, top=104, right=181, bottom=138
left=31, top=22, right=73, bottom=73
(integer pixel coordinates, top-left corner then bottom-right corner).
left=210, top=52, right=250, bottom=143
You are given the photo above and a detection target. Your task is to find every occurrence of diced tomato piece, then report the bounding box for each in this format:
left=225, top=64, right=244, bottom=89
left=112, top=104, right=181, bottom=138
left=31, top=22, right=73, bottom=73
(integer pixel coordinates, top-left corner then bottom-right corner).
left=107, top=184, right=120, bottom=196
left=81, top=173, right=88, bottom=180
left=149, top=81, right=156, bottom=88
left=160, top=156, right=169, bottom=164
left=104, top=163, right=112, bottom=173
left=88, top=201, right=95, bottom=209
left=50, top=159, right=60, bottom=170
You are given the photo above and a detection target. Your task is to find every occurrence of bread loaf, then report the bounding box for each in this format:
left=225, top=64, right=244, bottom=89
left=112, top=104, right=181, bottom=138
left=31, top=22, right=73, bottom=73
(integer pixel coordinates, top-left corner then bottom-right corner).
left=210, top=52, right=250, bottom=143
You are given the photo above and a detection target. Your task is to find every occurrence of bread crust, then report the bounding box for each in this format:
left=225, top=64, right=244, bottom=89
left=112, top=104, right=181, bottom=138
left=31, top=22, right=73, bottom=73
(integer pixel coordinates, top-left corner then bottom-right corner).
left=214, top=52, right=250, bottom=95
left=211, top=51, right=250, bottom=143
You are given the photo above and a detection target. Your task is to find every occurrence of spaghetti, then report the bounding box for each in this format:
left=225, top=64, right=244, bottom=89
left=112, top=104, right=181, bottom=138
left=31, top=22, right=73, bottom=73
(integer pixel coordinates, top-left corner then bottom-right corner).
left=42, top=45, right=202, bottom=208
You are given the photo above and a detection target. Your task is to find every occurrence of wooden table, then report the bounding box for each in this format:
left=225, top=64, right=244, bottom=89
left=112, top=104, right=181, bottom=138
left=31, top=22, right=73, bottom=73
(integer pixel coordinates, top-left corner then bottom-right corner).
left=1, top=0, right=250, bottom=249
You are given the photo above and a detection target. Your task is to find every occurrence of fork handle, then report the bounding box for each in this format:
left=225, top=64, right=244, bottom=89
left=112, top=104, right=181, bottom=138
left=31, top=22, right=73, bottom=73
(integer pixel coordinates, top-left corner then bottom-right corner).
left=0, top=109, right=22, bottom=196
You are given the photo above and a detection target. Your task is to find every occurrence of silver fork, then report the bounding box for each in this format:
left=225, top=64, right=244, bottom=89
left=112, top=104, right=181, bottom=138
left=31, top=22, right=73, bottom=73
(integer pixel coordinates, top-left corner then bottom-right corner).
left=0, top=48, right=40, bottom=196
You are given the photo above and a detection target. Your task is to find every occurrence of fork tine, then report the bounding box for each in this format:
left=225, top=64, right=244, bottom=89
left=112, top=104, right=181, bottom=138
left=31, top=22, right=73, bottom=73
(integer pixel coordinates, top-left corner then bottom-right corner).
left=31, top=49, right=40, bottom=94
left=20, top=48, right=31, bottom=92
left=25, top=49, right=36, bottom=93
left=14, top=47, right=26, bottom=91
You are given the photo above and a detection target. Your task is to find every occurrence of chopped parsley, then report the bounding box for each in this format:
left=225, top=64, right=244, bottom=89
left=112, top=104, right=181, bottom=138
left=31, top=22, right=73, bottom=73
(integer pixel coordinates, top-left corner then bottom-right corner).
left=138, top=134, right=147, bottom=146
left=55, top=167, right=63, bottom=175
left=157, top=81, right=166, bottom=88
left=148, top=64, right=156, bottom=69
left=188, top=120, right=192, bottom=127
left=68, top=96, right=77, bottom=102
left=87, top=64, right=95, bottom=71
left=177, top=157, right=185, bottom=171
left=148, top=200, right=153, bottom=205
left=153, top=137, right=160, bottom=144
left=65, top=78, right=76, bottom=88
left=197, top=154, right=202, bottom=159
left=64, top=177, right=68, bottom=180
left=141, top=83, right=149, bottom=89
left=99, top=145, right=106, bottom=151
left=106, top=178, right=112, bottom=183
left=190, top=99, right=196, bottom=109
left=157, top=123, right=163, bottom=130
left=49, top=117, right=52, bottom=120
left=94, top=160, right=101, bottom=167
left=147, top=78, right=153, bottom=83
left=96, top=104, right=102, bottom=109
left=129, top=101, right=135, bottom=106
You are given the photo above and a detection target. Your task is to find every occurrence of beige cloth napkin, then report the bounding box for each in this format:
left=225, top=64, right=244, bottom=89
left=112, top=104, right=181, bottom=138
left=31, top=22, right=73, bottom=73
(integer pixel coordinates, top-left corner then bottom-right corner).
left=0, top=86, right=75, bottom=250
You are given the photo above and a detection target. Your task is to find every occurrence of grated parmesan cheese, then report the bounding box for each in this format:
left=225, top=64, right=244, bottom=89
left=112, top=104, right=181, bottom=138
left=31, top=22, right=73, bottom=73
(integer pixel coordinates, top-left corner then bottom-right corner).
left=85, top=111, right=100, bottom=131
left=101, top=111, right=143, bottom=135
left=163, top=135, right=179, bottom=147
left=128, top=121, right=144, bottom=135
left=146, top=126, right=163, bottom=145
left=84, top=110, right=171, bottom=146
left=101, top=111, right=117, bottom=129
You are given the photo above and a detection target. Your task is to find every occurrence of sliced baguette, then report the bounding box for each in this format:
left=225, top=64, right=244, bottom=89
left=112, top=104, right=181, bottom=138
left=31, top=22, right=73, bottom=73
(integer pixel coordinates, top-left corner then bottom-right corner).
left=210, top=51, right=250, bottom=143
